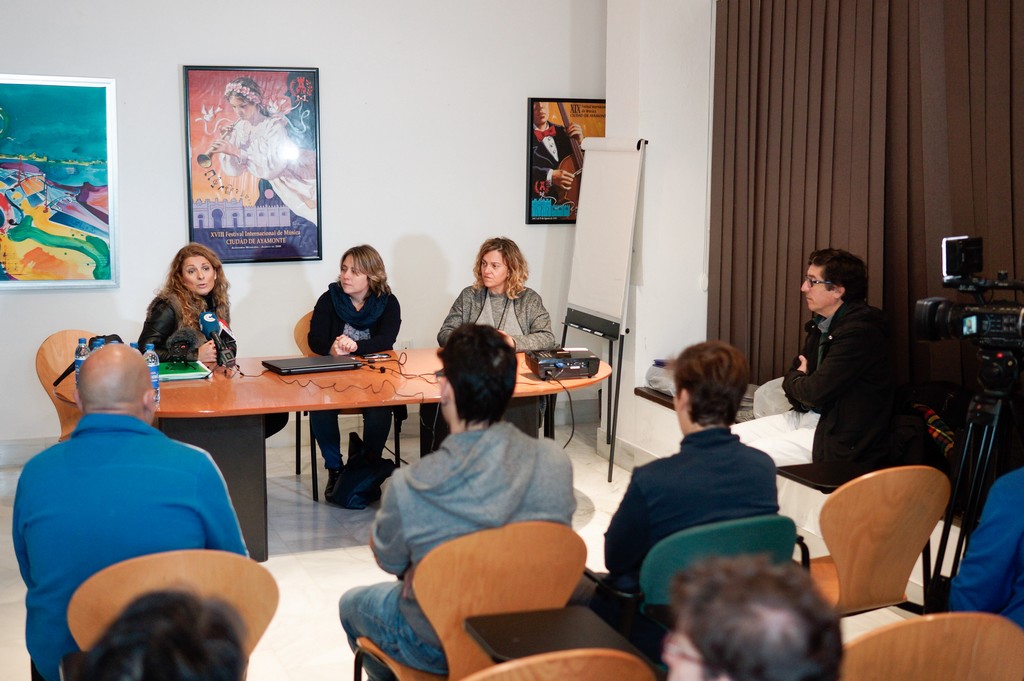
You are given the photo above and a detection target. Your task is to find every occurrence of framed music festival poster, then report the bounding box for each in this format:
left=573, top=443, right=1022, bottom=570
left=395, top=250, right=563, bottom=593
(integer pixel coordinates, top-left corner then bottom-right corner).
left=526, top=97, right=606, bottom=224
left=183, top=66, right=322, bottom=263
left=0, top=74, right=118, bottom=289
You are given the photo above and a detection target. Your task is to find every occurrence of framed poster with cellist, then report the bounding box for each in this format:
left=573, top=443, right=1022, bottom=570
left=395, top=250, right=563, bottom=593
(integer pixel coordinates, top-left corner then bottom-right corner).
left=526, top=97, right=606, bottom=224
left=183, top=66, right=322, bottom=263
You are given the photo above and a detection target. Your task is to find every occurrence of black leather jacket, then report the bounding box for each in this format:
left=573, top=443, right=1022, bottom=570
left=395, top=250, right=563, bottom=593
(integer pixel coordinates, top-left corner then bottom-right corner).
left=782, top=300, right=894, bottom=465
left=138, top=295, right=228, bottom=362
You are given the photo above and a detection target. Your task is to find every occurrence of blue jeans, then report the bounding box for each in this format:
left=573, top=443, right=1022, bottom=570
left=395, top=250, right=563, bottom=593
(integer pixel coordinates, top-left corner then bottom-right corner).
left=339, top=582, right=447, bottom=681
left=310, top=407, right=392, bottom=470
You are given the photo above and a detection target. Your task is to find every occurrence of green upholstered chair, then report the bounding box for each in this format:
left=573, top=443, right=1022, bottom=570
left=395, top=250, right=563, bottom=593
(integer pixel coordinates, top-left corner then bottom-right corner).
left=592, top=514, right=803, bottom=636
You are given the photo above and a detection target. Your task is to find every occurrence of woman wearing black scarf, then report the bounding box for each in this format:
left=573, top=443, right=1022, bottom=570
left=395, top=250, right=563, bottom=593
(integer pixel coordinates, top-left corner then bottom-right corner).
left=308, top=245, right=401, bottom=498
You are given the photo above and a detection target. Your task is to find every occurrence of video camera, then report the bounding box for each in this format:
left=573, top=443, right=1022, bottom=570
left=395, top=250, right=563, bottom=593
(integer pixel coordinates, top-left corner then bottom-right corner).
left=915, top=236, right=1024, bottom=350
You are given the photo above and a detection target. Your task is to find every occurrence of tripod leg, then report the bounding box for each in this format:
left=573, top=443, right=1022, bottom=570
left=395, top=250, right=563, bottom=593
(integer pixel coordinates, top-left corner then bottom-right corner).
left=927, top=394, right=1006, bottom=613
left=951, top=401, right=1002, bottom=576
left=930, top=416, right=978, bottom=590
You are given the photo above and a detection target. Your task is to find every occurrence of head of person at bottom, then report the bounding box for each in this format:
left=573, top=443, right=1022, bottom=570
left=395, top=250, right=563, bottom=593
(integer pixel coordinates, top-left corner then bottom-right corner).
left=437, top=324, right=517, bottom=433
left=671, top=340, right=749, bottom=436
left=472, top=236, right=529, bottom=298
left=80, top=590, right=247, bottom=681
left=665, top=555, right=842, bottom=681
left=75, top=344, right=158, bottom=425
left=802, top=248, right=867, bottom=318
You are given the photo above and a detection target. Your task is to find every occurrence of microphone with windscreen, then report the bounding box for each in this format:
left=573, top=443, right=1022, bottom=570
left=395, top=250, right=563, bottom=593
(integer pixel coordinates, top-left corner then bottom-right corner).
left=200, top=312, right=237, bottom=368
left=166, top=327, right=206, bottom=363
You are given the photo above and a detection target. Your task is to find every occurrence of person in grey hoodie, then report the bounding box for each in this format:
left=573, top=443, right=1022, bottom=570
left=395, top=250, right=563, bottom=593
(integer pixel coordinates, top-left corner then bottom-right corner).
left=339, top=324, right=575, bottom=680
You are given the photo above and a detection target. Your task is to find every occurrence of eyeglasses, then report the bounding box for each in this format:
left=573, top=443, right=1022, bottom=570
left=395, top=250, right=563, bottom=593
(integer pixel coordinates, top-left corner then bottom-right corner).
left=803, top=275, right=833, bottom=287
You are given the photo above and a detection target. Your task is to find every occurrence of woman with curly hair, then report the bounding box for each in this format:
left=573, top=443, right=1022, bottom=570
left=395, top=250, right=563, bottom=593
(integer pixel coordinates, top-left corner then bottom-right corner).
left=138, top=243, right=229, bottom=364
left=436, top=236, right=556, bottom=351
left=138, top=243, right=287, bottom=437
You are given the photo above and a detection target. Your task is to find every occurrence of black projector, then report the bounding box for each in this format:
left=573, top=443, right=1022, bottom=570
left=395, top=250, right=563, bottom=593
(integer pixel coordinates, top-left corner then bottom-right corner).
left=525, top=349, right=600, bottom=380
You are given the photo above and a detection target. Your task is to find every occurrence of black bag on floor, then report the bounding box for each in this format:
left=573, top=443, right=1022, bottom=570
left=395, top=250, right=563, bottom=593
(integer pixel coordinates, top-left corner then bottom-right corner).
left=327, top=433, right=396, bottom=509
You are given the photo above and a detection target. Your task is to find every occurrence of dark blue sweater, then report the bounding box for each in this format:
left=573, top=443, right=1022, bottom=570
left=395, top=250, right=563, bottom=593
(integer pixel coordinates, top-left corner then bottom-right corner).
left=604, top=427, right=779, bottom=590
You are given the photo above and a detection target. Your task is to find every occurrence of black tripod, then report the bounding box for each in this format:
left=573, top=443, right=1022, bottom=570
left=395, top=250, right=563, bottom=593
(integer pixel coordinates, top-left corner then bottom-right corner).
left=925, top=348, right=1023, bottom=612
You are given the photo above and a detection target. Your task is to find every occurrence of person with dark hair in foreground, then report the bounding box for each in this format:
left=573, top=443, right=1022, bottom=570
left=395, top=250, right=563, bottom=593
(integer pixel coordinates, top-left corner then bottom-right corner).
left=585, top=340, right=778, bottom=660
left=666, top=555, right=842, bottom=681
left=732, top=248, right=894, bottom=467
left=80, top=591, right=246, bottom=681
left=14, top=345, right=246, bottom=681
left=339, top=325, right=575, bottom=681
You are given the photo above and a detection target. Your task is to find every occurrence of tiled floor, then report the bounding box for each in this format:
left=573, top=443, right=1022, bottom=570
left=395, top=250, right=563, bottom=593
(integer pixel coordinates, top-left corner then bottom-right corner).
left=0, top=419, right=910, bottom=680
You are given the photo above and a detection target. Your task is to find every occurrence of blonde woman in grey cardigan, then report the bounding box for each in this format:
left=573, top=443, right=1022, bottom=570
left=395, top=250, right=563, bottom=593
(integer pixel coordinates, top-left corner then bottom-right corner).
left=437, top=237, right=557, bottom=352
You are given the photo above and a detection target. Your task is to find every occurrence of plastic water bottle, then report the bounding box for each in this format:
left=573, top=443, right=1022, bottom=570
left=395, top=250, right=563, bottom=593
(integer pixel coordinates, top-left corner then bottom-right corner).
left=143, top=343, right=161, bottom=407
left=130, top=342, right=139, bottom=352
left=91, top=337, right=106, bottom=351
left=74, top=338, right=90, bottom=386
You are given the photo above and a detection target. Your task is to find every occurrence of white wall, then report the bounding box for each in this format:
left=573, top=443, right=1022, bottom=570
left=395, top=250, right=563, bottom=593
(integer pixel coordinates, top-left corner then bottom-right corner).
left=598, top=0, right=716, bottom=461
left=3, top=0, right=717, bottom=457
left=0, top=0, right=608, bottom=442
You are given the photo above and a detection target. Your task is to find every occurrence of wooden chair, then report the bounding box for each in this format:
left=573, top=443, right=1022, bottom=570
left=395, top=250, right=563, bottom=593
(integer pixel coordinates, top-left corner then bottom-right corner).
left=591, top=514, right=802, bottom=635
left=355, top=521, right=587, bottom=681
left=35, top=329, right=95, bottom=441
left=810, top=465, right=950, bottom=615
left=459, top=649, right=655, bottom=681
left=293, top=311, right=407, bottom=501
left=841, top=612, right=1024, bottom=681
left=292, top=311, right=321, bottom=497
left=67, top=549, right=278, bottom=656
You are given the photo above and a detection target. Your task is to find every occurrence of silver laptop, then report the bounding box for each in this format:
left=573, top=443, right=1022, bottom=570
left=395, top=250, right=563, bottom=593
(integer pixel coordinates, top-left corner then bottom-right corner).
left=262, top=356, right=363, bottom=375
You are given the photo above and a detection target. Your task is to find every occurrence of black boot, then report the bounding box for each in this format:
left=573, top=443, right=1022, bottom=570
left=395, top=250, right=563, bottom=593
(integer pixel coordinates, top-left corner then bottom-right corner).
left=325, top=468, right=341, bottom=498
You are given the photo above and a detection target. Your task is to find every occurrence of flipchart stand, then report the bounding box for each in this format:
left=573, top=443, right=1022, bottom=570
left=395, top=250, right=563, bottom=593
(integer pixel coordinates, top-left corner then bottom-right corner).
left=561, top=307, right=628, bottom=482
left=561, top=137, right=647, bottom=483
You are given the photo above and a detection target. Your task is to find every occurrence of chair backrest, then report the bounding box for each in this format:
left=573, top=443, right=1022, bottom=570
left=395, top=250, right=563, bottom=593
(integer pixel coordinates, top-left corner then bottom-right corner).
left=413, top=521, right=587, bottom=680
left=35, top=329, right=95, bottom=441
left=293, top=311, right=314, bottom=356
left=67, top=549, right=279, bottom=656
left=639, top=514, right=798, bottom=606
left=819, top=465, right=950, bottom=614
left=841, top=612, right=1024, bottom=681
left=460, top=648, right=655, bottom=681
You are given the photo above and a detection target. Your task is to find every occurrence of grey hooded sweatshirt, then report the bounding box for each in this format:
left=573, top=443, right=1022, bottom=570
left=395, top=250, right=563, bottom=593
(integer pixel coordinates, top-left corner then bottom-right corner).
left=370, top=422, right=576, bottom=646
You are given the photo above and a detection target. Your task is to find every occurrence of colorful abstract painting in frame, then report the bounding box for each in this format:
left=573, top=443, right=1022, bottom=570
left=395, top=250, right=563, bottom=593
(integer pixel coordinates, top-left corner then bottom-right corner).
left=184, top=66, right=322, bottom=263
left=0, top=74, right=118, bottom=289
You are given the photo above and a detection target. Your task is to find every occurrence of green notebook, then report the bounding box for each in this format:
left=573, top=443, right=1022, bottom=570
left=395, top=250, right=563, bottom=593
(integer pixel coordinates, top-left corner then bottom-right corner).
left=158, top=361, right=212, bottom=381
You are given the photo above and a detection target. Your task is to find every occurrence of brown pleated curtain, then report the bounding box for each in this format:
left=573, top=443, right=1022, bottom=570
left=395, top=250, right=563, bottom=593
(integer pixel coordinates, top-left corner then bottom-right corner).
left=708, top=0, right=889, bottom=384
left=887, top=0, right=1024, bottom=388
left=709, top=0, right=1024, bottom=389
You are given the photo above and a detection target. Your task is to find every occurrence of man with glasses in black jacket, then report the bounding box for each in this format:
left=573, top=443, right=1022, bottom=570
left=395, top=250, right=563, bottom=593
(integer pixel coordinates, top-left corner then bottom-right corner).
left=732, top=248, right=894, bottom=468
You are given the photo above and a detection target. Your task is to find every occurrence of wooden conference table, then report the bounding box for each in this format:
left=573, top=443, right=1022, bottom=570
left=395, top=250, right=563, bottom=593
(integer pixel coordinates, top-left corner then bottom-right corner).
left=61, top=349, right=610, bottom=561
